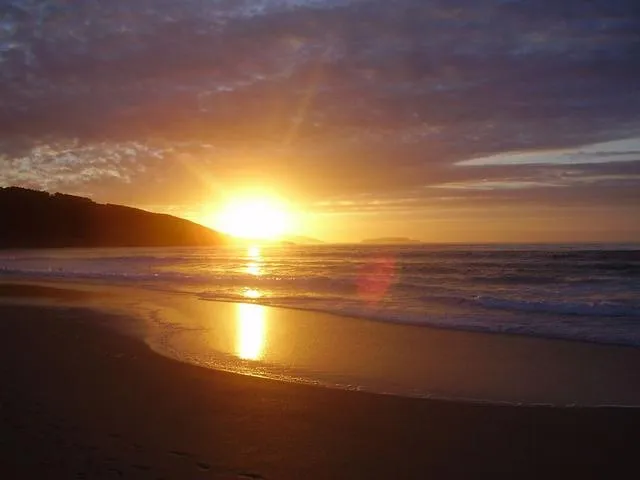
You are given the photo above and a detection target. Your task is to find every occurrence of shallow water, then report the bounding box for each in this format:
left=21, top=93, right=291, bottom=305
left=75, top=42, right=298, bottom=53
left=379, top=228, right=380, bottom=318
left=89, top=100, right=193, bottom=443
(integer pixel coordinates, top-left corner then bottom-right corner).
left=95, top=288, right=640, bottom=407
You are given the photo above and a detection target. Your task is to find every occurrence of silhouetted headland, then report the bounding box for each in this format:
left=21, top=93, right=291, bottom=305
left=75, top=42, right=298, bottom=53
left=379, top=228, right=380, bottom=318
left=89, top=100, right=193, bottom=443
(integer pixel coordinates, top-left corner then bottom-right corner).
left=0, top=187, right=228, bottom=248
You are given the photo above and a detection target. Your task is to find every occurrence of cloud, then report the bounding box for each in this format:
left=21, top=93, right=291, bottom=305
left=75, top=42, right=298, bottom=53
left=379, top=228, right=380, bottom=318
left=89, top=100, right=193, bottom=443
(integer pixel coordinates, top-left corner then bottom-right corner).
left=432, top=180, right=566, bottom=190
left=456, top=137, right=640, bottom=167
left=0, top=140, right=164, bottom=191
left=2, top=1, right=638, bottom=141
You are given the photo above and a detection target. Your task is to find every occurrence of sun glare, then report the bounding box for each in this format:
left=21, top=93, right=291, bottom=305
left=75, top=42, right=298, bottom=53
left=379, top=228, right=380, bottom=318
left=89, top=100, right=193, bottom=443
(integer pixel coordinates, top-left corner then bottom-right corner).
left=211, top=196, right=291, bottom=240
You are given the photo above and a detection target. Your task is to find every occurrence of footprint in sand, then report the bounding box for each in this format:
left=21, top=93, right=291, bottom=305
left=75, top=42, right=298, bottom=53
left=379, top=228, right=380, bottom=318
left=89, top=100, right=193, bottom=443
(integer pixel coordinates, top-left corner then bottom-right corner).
left=215, top=474, right=265, bottom=480
left=106, top=467, right=123, bottom=478
left=169, top=449, right=190, bottom=458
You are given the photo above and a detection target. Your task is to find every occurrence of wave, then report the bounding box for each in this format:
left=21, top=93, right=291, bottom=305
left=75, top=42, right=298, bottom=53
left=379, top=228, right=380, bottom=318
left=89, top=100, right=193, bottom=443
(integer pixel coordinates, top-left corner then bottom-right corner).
left=195, top=293, right=640, bottom=348
left=2, top=246, right=639, bottom=348
left=0, top=266, right=362, bottom=295
left=474, top=295, right=640, bottom=318
left=3, top=266, right=637, bottom=313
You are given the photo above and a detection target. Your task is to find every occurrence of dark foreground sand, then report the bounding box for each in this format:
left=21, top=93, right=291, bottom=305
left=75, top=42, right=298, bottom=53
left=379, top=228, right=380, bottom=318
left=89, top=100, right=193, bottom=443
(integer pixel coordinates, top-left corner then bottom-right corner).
left=1, top=288, right=640, bottom=478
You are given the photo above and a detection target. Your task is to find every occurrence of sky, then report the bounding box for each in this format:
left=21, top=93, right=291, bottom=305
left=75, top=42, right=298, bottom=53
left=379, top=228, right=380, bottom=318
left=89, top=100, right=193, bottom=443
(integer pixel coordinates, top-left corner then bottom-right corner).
left=0, top=0, right=639, bottom=242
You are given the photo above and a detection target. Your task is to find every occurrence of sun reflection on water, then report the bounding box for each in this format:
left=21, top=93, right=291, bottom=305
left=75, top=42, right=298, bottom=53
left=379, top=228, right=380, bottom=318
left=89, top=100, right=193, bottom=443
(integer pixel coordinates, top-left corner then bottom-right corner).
left=236, top=303, right=267, bottom=360
left=243, top=288, right=262, bottom=299
left=246, top=245, right=263, bottom=276
left=246, top=262, right=262, bottom=276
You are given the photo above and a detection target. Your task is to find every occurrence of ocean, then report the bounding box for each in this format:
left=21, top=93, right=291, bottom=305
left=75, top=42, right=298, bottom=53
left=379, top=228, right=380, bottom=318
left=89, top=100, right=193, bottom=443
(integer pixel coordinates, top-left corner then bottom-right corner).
left=1, top=243, right=638, bottom=347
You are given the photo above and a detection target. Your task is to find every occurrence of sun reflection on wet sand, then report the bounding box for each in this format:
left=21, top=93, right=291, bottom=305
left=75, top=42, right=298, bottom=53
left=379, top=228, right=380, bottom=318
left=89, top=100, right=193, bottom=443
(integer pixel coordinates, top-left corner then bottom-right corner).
left=236, top=303, right=267, bottom=360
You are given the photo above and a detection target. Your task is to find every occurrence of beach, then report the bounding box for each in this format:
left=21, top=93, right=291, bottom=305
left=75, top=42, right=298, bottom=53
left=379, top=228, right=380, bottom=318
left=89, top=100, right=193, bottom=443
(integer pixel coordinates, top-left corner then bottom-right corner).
left=1, top=283, right=640, bottom=478
left=2, top=0, right=638, bottom=476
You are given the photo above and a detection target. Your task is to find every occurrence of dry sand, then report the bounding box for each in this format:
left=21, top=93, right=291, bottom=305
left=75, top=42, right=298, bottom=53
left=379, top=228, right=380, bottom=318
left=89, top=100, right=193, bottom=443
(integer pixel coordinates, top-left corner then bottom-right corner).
left=1, top=284, right=639, bottom=478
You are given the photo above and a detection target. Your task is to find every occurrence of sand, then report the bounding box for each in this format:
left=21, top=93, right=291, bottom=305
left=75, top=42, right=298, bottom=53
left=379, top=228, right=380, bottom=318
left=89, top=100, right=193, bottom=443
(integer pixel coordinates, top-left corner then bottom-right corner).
left=1, top=284, right=640, bottom=478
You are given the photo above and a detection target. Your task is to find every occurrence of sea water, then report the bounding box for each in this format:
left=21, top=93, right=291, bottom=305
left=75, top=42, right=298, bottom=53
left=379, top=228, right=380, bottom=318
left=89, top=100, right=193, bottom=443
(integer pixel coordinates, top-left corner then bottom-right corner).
left=1, top=243, right=638, bottom=347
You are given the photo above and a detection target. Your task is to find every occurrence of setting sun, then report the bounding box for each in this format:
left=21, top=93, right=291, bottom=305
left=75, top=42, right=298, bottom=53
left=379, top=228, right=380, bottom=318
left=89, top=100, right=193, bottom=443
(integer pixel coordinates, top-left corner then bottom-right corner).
left=209, top=196, right=292, bottom=240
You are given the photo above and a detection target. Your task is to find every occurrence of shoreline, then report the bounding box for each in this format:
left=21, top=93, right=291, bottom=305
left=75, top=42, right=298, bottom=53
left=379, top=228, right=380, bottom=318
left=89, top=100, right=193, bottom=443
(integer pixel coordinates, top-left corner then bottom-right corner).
left=3, top=271, right=639, bottom=350
left=2, top=301, right=640, bottom=477
left=2, top=280, right=640, bottom=408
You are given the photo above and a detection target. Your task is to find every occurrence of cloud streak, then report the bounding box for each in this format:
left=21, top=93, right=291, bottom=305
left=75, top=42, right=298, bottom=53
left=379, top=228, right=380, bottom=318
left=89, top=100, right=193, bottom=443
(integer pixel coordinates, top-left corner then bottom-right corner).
left=456, top=137, right=640, bottom=166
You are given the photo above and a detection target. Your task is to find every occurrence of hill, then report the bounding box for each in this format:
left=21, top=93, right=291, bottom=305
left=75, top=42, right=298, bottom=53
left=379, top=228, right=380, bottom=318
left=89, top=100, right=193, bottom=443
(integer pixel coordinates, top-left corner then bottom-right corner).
left=0, top=187, right=228, bottom=248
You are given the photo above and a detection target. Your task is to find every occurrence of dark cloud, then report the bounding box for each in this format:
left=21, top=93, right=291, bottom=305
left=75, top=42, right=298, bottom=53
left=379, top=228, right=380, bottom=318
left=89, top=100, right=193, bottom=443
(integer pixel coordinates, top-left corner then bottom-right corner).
left=0, top=0, right=639, bottom=238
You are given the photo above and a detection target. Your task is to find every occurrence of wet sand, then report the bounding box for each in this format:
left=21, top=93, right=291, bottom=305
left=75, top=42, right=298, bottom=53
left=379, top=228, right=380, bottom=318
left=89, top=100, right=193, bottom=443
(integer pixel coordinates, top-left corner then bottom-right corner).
left=1, top=284, right=639, bottom=478
left=9, top=278, right=639, bottom=406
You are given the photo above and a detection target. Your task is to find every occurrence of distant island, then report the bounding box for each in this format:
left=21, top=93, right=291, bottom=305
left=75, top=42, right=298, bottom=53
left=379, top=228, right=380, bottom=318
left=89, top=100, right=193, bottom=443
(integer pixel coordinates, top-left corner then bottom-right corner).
left=0, top=187, right=229, bottom=248
left=284, top=235, right=325, bottom=245
left=361, top=237, right=423, bottom=245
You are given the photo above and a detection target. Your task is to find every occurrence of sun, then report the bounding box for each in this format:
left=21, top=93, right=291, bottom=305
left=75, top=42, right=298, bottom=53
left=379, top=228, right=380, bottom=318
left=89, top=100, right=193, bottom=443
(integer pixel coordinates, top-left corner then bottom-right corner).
left=209, top=196, right=292, bottom=240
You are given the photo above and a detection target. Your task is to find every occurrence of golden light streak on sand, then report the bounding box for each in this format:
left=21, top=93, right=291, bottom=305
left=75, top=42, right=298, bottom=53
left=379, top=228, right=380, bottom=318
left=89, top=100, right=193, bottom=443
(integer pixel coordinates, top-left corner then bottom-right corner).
left=236, top=303, right=267, bottom=361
